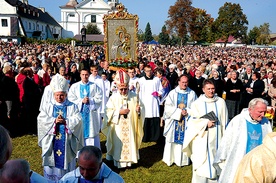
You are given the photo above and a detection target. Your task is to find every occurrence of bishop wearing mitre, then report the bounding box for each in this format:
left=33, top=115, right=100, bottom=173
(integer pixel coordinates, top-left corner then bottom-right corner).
left=37, top=74, right=84, bottom=182
left=102, top=69, right=145, bottom=168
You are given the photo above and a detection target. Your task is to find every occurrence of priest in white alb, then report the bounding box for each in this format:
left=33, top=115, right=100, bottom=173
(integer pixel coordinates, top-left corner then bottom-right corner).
left=182, top=79, right=228, bottom=182
left=89, top=65, right=107, bottom=120
left=68, top=69, right=103, bottom=148
left=213, top=98, right=272, bottom=183
left=37, top=74, right=83, bottom=181
left=138, top=65, right=164, bottom=142
left=162, top=74, right=197, bottom=167
left=102, top=69, right=145, bottom=168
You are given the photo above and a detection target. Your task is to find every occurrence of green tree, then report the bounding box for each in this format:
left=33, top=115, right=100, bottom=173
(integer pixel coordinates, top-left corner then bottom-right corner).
left=214, top=2, right=248, bottom=46
left=166, top=0, right=194, bottom=39
left=206, top=23, right=219, bottom=43
left=189, top=8, right=214, bottom=42
left=137, top=33, right=144, bottom=42
left=256, top=23, right=270, bottom=45
left=86, top=23, right=101, bottom=34
left=158, top=25, right=170, bottom=45
left=169, top=35, right=178, bottom=46
left=144, top=22, right=154, bottom=42
left=248, top=26, right=260, bottom=45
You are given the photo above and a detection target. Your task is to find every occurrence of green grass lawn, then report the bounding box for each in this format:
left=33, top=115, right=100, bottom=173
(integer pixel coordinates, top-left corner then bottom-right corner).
left=11, top=133, right=192, bottom=183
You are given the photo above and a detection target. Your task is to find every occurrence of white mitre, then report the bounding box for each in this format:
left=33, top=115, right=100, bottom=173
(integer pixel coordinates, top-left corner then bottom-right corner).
left=50, top=74, right=69, bottom=93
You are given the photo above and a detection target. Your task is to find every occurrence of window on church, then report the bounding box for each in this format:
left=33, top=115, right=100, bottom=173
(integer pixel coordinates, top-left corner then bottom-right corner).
left=91, top=15, right=96, bottom=23
left=69, top=14, right=75, bottom=17
left=1, top=19, right=8, bottom=27
left=29, top=22, right=31, bottom=30
left=33, top=23, right=35, bottom=30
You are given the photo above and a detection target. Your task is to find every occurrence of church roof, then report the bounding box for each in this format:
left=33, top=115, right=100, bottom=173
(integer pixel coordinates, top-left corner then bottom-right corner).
left=60, top=0, right=112, bottom=9
left=60, top=0, right=78, bottom=8
left=215, top=35, right=236, bottom=43
left=17, top=5, right=61, bottom=27
left=4, top=0, right=61, bottom=27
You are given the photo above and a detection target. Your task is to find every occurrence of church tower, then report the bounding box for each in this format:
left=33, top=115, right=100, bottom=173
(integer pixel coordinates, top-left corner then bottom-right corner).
left=107, top=0, right=119, bottom=9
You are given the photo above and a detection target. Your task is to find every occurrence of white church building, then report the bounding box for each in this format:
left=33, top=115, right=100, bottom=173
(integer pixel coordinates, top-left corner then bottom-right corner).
left=60, top=0, right=119, bottom=38
left=0, top=0, right=62, bottom=42
left=0, top=0, right=119, bottom=42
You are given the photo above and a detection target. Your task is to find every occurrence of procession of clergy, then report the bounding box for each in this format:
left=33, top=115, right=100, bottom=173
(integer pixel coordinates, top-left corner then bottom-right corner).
left=33, top=62, right=275, bottom=182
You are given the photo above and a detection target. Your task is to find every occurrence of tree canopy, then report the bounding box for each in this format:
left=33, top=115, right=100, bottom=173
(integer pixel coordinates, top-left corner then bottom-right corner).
left=213, top=2, right=248, bottom=45
left=166, top=0, right=194, bottom=38
left=158, top=25, right=170, bottom=45
left=248, top=26, right=260, bottom=45
left=163, top=1, right=271, bottom=45
left=144, top=22, right=154, bottom=42
left=86, top=23, right=102, bottom=34
left=190, top=8, right=214, bottom=42
left=257, top=23, right=271, bottom=45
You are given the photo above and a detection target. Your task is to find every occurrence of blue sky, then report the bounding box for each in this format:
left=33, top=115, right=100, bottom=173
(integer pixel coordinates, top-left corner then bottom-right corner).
left=29, top=0, right=276, bottom=35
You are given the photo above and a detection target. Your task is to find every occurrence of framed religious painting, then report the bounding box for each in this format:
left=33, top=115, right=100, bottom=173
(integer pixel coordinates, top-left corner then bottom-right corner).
left=103, top=3, right=139, bottom=71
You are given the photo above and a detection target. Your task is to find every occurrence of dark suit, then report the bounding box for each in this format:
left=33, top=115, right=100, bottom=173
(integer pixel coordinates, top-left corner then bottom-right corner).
left=241, top=79, right=265, bottom=110
left=242, top=73, right=252, bottom=86
left=98, top=69, right=113, bottom=82
left=136, top=71, right=145, bottom=78
left=166, top=71, right=178, bottom=90
left=210, top=78, right=225, bottom=97
left=189, top=77, right=205, bottom=97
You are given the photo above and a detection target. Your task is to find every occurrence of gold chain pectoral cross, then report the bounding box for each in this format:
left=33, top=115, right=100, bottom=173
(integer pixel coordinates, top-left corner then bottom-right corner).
left=55, top=109, right=64, bottom=137
left=177, top=96, right=186, bottom=140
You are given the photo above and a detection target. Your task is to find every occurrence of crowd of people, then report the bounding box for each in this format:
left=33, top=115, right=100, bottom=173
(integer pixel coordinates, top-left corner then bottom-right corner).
left=1, top=41, right=276, bottom=182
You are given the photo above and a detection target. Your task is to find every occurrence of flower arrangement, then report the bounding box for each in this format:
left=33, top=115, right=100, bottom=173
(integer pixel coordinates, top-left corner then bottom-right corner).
left=265, top=106, right=274, bottom=120
left=109, top=58, right=137, bottom=70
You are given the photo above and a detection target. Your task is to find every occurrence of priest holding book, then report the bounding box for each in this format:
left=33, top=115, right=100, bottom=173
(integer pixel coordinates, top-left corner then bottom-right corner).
left=182, top=79, right=228, bottom=183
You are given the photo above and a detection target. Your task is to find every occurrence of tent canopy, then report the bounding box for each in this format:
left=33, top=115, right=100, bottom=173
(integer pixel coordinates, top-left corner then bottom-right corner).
left=143, top=40, right=159, bottom=44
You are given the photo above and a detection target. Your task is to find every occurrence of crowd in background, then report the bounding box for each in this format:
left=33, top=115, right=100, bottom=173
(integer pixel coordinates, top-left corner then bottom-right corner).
left=1, top=41, right=276, bottom=137
left=1, top=41, right=276, bottom=182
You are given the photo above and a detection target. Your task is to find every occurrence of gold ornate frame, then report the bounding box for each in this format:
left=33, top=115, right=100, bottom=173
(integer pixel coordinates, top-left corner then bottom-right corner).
left=103, top=3, right=139, bottom=64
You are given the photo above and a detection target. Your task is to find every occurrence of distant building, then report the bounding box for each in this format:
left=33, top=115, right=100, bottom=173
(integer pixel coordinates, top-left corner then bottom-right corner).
left=0, top=0, right=62, bottom=42
left=60, top=0, right=118, bottom=39
left=215, top=35, right=244, bottom=47
left=270, top=33, right=276, bottom=42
